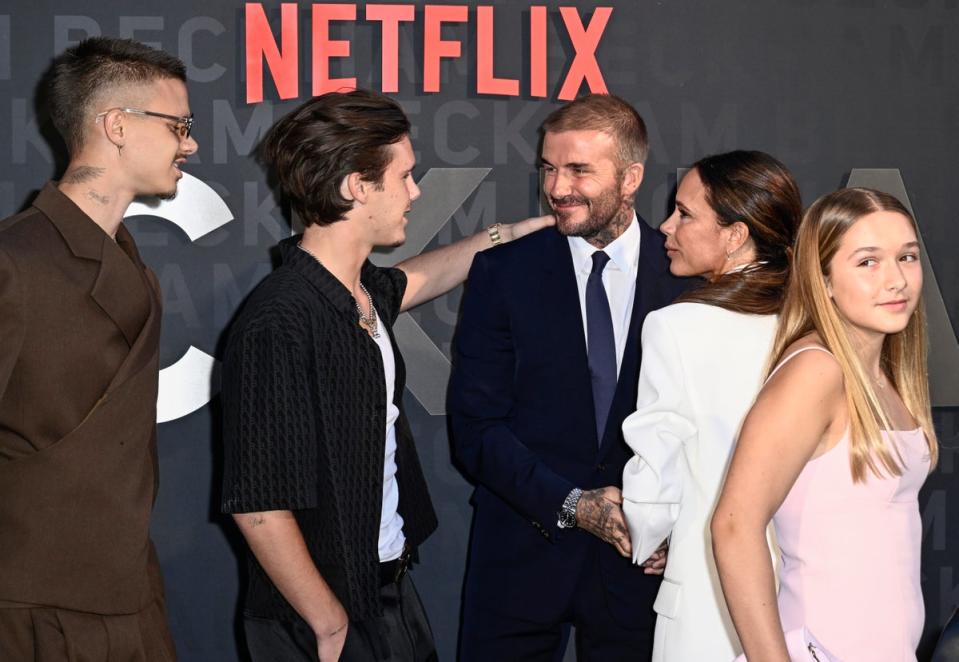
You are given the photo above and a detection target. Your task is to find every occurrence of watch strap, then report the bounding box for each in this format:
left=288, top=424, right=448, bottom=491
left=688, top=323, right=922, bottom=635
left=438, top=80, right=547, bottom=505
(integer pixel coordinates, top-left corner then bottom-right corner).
left=557, top=487, right=583, bottom=529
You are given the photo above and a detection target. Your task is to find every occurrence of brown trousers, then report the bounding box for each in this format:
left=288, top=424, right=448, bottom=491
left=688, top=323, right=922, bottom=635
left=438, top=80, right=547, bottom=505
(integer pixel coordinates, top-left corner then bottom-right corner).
left=0, top=595, right=176, bottom=662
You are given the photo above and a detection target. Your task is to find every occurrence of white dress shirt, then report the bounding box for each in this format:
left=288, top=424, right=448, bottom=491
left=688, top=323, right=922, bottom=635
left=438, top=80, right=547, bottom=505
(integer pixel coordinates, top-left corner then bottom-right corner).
left=566, top=215, right=641, bottom=374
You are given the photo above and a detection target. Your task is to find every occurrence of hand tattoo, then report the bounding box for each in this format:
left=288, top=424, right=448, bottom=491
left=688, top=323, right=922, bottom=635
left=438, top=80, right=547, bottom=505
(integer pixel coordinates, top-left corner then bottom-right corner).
left=576, top=486, right=632, bottom=556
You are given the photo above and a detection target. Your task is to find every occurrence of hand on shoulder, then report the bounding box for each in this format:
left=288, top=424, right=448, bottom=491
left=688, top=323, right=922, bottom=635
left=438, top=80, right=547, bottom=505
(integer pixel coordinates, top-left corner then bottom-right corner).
left=503, top=214, right=555, bottom=242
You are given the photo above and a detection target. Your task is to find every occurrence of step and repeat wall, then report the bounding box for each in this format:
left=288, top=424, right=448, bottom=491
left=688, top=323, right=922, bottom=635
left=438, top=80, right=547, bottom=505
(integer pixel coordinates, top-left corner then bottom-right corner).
left=1, top=1, right=957, bottom=659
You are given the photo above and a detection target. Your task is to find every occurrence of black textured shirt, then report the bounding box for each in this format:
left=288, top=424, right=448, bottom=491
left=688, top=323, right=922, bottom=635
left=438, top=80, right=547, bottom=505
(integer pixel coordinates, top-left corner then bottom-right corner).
left=221, top=236, right=437, bottom=623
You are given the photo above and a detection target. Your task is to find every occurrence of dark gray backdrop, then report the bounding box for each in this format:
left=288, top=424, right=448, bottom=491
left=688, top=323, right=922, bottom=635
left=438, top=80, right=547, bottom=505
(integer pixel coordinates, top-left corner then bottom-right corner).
left=1, top=1, right=957, bottom=660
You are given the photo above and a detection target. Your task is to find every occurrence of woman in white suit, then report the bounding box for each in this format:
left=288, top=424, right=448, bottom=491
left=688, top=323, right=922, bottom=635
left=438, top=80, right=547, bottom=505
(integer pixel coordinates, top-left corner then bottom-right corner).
left=621, top=151, right=802, bottom=661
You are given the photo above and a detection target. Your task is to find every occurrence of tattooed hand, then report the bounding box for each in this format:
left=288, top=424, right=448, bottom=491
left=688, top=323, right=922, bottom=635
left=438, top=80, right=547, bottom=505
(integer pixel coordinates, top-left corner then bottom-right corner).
left=575, top=486, right=632, bottom=558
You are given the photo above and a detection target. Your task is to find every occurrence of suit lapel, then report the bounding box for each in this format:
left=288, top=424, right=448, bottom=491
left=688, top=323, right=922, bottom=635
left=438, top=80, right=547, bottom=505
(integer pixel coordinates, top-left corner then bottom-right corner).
left=623, top=220, right=669, bottom=376
left=34, top=185, right=160, bottom=395
left=99, top=225, right=161, bottom=396
left=598, top=219, right=669, bottom=454
left=537, top=223, right=673, bottom=453
left=90, top=229, right=152, bottom=348
left=36, top=184, right=152, bottom=348
left=536, top=229, right=599, bottom=438
left=101, top=267, right=161, bottom=398
left=539, top=228, right=590, bottom=362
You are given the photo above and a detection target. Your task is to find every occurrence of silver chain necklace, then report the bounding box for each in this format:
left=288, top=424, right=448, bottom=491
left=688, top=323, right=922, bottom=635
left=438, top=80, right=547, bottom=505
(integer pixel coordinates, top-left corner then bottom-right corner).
left=297, top=242, right=379, bottom=338
left=354, top=281, right=379, bottom=339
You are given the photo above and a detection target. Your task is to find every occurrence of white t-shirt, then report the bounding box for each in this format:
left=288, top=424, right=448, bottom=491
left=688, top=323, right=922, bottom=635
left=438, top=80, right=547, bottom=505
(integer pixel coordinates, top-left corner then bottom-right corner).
left=372, top=307, right=405, bottom=562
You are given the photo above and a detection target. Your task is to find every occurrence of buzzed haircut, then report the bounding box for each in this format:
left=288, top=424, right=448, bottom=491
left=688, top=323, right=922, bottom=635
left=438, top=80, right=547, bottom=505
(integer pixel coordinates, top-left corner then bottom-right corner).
left=258, top=89, right=411, bottom=227
left=542, top=93, right=649, bottom=166
left=47, top=37, right=187, bottom=155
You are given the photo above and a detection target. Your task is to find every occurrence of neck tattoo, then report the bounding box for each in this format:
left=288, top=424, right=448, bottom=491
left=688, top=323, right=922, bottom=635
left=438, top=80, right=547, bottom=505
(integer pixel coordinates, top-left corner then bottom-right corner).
left=86, top=189, right=110, bottom=205
left=586, top=205, right=633, bottom=249
left=297, top=242, right=380, bottom=339
left=63, top=166, right=105, bottom=185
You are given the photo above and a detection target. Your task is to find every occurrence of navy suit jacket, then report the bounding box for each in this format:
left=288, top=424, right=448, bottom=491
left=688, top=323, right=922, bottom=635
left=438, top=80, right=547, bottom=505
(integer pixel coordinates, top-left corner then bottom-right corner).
left=449, top=221, right=691, bottom=625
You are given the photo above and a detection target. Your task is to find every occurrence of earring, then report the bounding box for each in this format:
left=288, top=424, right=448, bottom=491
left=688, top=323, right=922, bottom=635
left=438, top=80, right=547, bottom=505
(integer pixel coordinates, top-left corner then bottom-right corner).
left=117, top=145, right=123, bottom=157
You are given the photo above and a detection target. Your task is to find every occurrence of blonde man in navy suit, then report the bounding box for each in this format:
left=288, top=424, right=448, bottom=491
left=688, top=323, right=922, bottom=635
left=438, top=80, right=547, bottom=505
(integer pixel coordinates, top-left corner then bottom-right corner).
left=450, top=94, right=690, bottom=661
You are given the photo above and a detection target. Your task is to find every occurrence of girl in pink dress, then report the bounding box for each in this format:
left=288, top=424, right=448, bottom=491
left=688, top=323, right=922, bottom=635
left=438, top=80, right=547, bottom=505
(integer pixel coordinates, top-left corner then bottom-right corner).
left=711, top=188, right=939, bottom=662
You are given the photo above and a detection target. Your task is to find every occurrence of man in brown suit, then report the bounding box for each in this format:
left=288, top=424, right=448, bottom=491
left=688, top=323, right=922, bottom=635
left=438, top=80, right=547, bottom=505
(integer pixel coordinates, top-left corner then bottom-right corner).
left=0, top=38, right=198, bottom=660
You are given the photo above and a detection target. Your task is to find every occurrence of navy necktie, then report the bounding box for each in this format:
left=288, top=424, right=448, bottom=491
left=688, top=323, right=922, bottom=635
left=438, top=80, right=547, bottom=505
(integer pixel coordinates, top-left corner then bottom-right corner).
left=586, top=251, right=616, bottom=445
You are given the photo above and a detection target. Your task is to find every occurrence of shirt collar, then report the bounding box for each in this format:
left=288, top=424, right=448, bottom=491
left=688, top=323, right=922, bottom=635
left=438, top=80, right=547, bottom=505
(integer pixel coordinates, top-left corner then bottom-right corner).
left=567, top=212, right=641, bottom=274
left=279, top=235, right=383, bottom=315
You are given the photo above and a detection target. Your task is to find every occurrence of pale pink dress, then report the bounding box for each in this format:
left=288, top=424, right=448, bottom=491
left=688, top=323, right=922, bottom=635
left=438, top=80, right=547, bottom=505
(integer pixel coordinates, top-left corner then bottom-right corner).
left=771, top=347, right=930, bottom=662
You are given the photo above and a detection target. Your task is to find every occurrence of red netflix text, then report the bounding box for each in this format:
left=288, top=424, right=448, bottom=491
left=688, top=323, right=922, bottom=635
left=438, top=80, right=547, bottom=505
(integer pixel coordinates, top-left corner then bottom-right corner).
left=244, top=3, right=613, bottom=103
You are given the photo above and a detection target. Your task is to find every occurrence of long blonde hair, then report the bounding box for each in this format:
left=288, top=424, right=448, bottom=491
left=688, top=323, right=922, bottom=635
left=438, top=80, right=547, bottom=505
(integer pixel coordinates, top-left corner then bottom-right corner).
left=768, top=187, right=938, bottom=482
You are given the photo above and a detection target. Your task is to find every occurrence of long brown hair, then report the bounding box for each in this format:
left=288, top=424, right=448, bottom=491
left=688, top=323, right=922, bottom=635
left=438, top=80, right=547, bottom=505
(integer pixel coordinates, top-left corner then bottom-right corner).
left=678, top=151, right=802, bottom=314
left=768, top=187, right=938, bottom=481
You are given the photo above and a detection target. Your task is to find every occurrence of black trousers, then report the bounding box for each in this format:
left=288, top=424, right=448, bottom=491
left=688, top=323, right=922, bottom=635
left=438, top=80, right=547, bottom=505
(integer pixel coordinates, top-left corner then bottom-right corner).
left=459, top=546, right=655, bottom=662
left=244, top=574, right=437, bottom=662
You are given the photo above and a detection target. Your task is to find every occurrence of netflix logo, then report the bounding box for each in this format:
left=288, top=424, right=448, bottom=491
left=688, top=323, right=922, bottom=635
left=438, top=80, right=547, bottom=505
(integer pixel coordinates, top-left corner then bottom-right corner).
left=244, top=3, right=613, bottom=103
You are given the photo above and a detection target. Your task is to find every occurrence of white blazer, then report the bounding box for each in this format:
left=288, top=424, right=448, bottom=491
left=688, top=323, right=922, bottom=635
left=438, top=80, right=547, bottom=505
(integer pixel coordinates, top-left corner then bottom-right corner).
left=622, top=302, right=777, bottom=662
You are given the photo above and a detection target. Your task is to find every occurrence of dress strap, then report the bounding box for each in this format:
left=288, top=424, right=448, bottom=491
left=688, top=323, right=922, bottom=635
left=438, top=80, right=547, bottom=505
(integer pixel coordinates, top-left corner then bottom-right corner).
left=766, top=345, right=835, bottom=383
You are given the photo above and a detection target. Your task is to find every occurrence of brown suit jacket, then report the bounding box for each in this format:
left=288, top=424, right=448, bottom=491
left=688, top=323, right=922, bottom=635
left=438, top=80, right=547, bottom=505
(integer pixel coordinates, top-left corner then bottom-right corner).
left=0, top=183, right=164, bottom=614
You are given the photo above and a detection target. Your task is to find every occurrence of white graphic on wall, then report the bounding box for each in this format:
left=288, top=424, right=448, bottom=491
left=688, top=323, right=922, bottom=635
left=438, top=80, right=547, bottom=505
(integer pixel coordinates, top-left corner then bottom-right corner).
left=124, top=171, right=232, bottom=423
left=126, top=171, right=233, bottom=240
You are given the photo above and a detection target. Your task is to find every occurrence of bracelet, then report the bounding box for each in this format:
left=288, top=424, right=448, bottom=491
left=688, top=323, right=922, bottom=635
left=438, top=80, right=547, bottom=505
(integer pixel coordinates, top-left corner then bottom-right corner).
left=486, top=223, right=502, bottom=246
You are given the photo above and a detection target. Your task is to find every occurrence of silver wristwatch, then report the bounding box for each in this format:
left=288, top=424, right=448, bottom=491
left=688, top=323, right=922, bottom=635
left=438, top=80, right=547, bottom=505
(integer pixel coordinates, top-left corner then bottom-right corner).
left=557, top=488, right=583, bottom=529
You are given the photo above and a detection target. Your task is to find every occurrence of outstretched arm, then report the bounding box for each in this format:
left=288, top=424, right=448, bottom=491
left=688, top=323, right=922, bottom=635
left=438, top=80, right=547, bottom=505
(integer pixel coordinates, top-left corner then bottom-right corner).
left=397, top=214, right=554, bottom=311
left=711, top=349, right=844, bottom=662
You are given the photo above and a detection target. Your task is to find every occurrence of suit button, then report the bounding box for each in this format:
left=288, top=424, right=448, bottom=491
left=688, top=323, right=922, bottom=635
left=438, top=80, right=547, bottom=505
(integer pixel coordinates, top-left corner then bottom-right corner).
left=597, top=463, right=607, bottom=471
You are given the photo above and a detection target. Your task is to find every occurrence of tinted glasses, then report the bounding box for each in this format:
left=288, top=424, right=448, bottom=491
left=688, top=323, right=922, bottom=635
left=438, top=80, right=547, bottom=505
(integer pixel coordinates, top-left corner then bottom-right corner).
left=95, top=107, right=194, bottom=140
